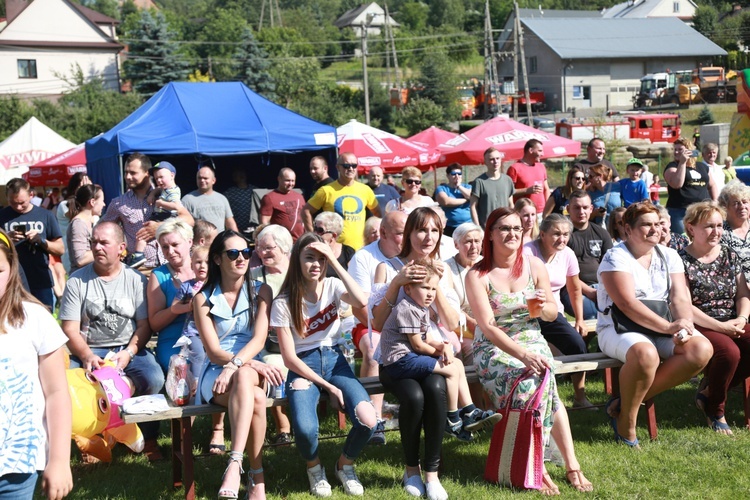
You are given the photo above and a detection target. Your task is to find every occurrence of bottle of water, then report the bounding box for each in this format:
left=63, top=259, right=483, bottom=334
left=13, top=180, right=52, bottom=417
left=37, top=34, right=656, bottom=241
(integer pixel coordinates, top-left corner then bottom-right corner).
left=339, top=331, right=356, bottom=374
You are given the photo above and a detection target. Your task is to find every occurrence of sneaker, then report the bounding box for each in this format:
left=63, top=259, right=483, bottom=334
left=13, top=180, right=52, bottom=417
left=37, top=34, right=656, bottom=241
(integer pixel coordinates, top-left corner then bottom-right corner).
left=426, top=479, right=449, bottom=500
left=368, top=420, right=386, bottom=445
left=124, top=252, right=146, bottom=268
left=462, top=408, right=502, bottom=433
left=307, top=464, right=332, bottom=497
left=403, top=472, right=425, bottom=497
left=335, top=462, right=364, bottom=496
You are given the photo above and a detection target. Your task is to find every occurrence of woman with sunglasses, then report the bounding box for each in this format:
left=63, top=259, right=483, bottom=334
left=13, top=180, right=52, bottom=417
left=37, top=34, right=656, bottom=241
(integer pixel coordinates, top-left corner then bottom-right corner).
left=587, top=164, right=622, bottom=227
left=543, top=167, right=585, bottom=218
left=314, top=212, right=355, bottom=279
left=194, top=230, right=285, bottom=500
left=386, top=167, right=437, bottom=215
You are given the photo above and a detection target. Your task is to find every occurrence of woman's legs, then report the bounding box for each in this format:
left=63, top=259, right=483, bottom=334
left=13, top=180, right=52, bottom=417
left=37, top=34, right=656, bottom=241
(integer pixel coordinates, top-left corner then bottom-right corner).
left=615, top=343, right=660, bottom=442
left=247, top=386, right=268, bottom=499
left=432, top=357, right=463, bottom=411
left=539, top=314, right=589, bottom=405
left=550, top=406, right=592, bottom=492
left=420, top=374, right=448, bottom=478
left=380, top=369, right=426, bottom=475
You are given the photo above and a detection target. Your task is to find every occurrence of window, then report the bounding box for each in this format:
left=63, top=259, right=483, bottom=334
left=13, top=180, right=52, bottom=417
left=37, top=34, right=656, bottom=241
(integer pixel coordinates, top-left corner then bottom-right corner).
left=17, top=59, right=37, bottom=79
left=529, top=56, right=537, bottom=74
left=572, top=85, right=591, bottom=100
left=673, top=1, right=679, bottom=12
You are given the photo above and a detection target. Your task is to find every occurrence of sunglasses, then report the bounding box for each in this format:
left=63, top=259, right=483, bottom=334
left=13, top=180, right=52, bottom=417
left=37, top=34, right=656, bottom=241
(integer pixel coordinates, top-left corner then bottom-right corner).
left=314, top=226, right=333, bottom=235
left=340, top=163, right=358, bottom=170
left=225, top=248, right=251, bottom=261
left=573, top=176, right=585, bottom=181
left=404, top=179, right=422, bottom=185
left=448, top=171, right=462, bottom=176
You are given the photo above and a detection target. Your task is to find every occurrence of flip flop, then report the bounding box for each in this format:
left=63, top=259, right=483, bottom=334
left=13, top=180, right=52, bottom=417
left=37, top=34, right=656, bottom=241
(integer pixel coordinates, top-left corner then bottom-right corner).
left=565, top=469, right=593, bottom=493
left=209, top=443, right=226, bottom=455
left=709, top=416, right=733, bottom=434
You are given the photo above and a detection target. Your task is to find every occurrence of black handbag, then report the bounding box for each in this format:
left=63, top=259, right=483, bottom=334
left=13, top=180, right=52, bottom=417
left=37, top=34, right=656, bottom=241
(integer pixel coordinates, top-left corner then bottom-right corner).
left=607, top=246, right=673, bottom=336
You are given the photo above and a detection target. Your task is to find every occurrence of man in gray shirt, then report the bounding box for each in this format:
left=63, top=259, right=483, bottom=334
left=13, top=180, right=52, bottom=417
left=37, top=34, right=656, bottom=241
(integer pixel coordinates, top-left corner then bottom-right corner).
left=182, top=165, right=238, bottom=232
left=470, top=147, right=515, bottom=226
left=60, top=221, right=165, bottom=460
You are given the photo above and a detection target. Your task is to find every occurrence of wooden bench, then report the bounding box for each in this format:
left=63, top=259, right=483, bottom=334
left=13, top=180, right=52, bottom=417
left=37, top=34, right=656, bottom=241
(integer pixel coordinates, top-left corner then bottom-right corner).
left=122, top=350, right=649, bottom=500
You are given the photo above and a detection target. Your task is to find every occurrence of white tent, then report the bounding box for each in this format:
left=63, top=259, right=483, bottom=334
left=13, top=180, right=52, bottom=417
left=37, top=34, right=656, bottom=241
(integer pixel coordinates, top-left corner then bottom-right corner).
left=0, top=117, right=75, bottom=184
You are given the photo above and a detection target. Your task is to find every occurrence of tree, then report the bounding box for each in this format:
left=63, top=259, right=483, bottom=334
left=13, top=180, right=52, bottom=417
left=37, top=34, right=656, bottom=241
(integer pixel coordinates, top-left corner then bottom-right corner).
left=693, top=5, right=718, bottom=40
left=234, top=27, right=276, bottom=99
left=123, top=10, right=189, bottom=96
left=197, top=7, right=248, bottom=81
left=415, top=51, right=460, bottom=121
left=697, top=105, right=714, bottom=125
left=402, top=97, right=447, bottom=135
left=269, top=58, right=320, bottom=108
left=0, top=96, right=33, bottom=141
left=120, top=0, right=138, bottom=21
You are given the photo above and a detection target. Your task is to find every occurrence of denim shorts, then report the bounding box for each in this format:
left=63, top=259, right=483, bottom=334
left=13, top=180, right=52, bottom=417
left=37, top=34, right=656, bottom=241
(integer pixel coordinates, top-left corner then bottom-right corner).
left=383, top=352, right=438, bottom=381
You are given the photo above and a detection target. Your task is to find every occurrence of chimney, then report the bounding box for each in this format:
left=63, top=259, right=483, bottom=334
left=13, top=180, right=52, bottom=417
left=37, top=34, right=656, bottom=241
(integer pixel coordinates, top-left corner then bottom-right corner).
left=6, top=0, right=32, bottom=23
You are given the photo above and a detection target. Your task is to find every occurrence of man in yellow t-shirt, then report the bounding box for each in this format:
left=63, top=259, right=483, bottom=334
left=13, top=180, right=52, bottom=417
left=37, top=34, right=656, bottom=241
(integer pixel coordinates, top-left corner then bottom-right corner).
left=303, top=152, right=381, bottom=250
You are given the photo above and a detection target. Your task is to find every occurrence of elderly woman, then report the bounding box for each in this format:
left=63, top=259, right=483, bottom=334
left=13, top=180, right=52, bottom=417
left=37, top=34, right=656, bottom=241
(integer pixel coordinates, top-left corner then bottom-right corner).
left=250, top=224, right=294, bottom=445
left=719, top=181, right=750, bottom=281
left=515, top=198, right=538, bottom=246
left=314, top=211, right=355, bottom=278
left=364, top=216, right=381, bottom=245
left=466, top=208, right=593, bottom=494
left=680, top=201, right=750, bottom=435
left=587, top=164, right=622, bottom=226
left=543, top=167, right=585, bottom=218
left=385, top=167, right=436, bottom=214
left=524, top=214, right=591, bottom=408
left=194, top=230, right=284, bottom=499
left=371, top=207, right=463, bottom=499
left=655, top=205, right=689, bottom=252
left=664, top=137, right=717, bottom=234
left=702, top=142, right=723, bottom=196
left=597, top=202, right=713, bottom=447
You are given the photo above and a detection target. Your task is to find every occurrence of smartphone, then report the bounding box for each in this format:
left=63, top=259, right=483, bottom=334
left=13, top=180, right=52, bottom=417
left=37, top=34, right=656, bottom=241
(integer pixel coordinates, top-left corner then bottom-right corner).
left=17, top=224, right=26, bottom=236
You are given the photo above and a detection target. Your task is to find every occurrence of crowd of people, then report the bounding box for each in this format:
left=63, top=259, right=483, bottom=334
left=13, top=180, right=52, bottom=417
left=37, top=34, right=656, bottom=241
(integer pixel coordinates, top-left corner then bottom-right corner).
left=1, top=136, right=747, bottom=499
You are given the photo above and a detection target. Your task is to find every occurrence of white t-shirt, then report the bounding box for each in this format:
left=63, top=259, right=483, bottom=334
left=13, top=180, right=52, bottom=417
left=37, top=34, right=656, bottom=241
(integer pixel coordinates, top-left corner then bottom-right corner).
left=347, top=240, right=388, bottom=294
left=0, top=302, right=67, bottom=475
left=523, top=241, right=580, bottom=314
left=385, top=195, right=437, bottom=214
left=596, top=242, right=684, bottom=332
left=270, top=277, right=347, bottom=354
left=707, top=162, right=725, bottom=195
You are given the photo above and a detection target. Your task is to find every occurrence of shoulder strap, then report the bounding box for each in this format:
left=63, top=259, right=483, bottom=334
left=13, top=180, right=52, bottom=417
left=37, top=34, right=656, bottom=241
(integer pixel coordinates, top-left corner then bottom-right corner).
left=654, top=245, right=671, bottom=302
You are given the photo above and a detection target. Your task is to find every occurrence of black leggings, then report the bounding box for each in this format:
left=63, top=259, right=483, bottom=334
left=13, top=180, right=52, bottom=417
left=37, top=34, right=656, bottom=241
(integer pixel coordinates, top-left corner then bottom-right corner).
left=539, top=312, right=587, bottom=355
left=379, top=367, right=447, bottom=472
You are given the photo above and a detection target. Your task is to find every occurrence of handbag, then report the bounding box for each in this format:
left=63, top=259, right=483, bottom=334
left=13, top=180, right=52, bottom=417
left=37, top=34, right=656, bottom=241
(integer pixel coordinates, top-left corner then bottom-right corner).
left=484, top=368, right=549, bottom=490
left=608, top=246, right=672, bottom=336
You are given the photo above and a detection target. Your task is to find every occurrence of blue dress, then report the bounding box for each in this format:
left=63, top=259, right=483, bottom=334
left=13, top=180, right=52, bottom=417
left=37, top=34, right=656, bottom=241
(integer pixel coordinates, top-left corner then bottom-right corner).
left=153, top=265, right=186, bottom=371
left=196, top=281, right=262, bottom=404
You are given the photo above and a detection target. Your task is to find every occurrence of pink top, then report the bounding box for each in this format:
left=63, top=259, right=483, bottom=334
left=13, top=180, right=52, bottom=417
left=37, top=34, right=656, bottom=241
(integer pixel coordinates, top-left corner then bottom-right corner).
left=523, top=240, right=580, bottom=314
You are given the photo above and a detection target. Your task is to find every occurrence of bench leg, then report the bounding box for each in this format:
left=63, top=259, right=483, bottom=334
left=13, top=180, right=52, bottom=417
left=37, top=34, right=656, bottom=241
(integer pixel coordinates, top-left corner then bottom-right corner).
left=744, top=377, right=750, bottom=429
left=171, top=417, right=196, bottom=500
left=644, top=399, right=657, bottom=441
left=337, top=410, right=347, bottom=430
left=171, top=419, right=182, bottom=489
left=604, top=367, right=615, bottom=395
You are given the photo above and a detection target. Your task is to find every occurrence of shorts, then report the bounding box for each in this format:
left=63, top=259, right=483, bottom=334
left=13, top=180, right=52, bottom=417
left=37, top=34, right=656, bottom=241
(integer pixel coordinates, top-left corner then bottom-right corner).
left=353, top=323, right=380, bottom=351
left=383, top=352, right=437, bottom=381
left=598, top=325, right=704, bottom=363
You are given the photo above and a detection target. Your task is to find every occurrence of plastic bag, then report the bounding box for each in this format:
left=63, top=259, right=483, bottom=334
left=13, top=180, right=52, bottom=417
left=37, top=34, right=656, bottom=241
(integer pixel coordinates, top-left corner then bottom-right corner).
left=165, top=337, right=197, bottom=406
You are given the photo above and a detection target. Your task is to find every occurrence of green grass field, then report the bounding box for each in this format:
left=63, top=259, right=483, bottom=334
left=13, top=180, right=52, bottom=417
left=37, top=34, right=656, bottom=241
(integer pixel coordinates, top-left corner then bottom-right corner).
left=65, top=375, right=750, bottom=499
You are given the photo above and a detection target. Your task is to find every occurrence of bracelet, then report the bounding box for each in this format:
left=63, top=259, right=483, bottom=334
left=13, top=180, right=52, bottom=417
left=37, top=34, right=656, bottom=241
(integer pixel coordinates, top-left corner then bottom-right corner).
left=125, top=347, right=135, bottom=360
left=384, top=296, right=396, bottom=308
left=739, top=315, right=748, bottom=323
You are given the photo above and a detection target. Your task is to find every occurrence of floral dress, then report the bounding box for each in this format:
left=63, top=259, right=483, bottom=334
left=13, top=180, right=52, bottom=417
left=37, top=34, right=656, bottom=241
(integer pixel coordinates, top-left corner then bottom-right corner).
left=471, top=259, right=559, bottom=444
left=679, top=245, right=739, bottom=321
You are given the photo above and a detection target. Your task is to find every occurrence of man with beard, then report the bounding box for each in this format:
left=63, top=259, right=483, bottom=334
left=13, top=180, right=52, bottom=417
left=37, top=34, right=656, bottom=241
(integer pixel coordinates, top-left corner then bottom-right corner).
left=562, top=190, right=613, bottom=320
left=101, top=153, right=194, bottom=268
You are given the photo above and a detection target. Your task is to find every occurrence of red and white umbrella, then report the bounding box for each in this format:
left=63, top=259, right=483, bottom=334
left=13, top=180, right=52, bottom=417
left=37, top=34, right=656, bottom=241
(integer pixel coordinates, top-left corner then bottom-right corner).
left=337, top=120, right=435, bottom=174
left=23, top=143, right=87, bottom=186
left=408, top=126, right=458, bottom=166
left=437, top=116, right=581, bottom=166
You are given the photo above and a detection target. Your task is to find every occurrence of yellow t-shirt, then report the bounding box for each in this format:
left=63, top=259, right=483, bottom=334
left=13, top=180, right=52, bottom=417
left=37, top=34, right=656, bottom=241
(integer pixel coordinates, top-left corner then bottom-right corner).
left=307, top=180, right=378, bottom=250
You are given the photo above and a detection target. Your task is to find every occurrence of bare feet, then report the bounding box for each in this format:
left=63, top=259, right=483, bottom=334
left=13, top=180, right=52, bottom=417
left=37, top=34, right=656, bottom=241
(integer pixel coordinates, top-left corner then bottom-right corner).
left=541, top=472, right=560, bottom=496
left=566, top=470, right=593, bottom=492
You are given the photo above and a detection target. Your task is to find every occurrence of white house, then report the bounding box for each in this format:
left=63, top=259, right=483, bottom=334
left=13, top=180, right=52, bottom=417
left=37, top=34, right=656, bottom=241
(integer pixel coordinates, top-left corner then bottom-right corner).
left=602, top=0, right=698, bottom=22
left=0, top=0, right=123, bottom=97
left=334, top=2, right=399, bottom=37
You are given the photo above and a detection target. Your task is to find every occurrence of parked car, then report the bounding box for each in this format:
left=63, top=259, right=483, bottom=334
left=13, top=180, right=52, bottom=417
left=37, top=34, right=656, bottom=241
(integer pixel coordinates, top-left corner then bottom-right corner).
left=519, top=116, right=556, bottom=134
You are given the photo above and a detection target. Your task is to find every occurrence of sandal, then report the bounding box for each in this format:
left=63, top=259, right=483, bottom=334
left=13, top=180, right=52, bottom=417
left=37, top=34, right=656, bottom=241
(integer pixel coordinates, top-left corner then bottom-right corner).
left=245, top=466, right=264, bottom=500
left=540, top=472, right=560, bottom=496
left=218, top=451, right=244, bottom=500
left=566, top=470, right=593, bottom=493
left=609, top=414, right=640, bottom=449
left=708, top=416, right=733, bottom=435
left=695, top=392, right=709, bottom=413
left=210, top=428, right=226, bottom=455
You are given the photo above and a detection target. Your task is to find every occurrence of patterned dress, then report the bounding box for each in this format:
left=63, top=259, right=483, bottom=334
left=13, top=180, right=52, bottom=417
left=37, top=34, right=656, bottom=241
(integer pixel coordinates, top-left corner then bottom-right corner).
left=472, top=262, right=560, bottom=444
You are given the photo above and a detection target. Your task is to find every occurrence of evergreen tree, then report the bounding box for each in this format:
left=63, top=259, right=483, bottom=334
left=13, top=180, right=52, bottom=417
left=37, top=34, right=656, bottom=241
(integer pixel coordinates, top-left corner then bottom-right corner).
left=234, top=27, right=276, bottom=99
left=123, top=10, right=189, bottom=97
left=416, top=51, right=460, bottom=121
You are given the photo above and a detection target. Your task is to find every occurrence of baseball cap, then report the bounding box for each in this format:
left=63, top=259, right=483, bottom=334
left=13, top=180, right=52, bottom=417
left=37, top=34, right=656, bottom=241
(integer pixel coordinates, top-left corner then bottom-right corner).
left=626, top=158, right=644, bottom=168
left=150, top=161, right=176, bottom=175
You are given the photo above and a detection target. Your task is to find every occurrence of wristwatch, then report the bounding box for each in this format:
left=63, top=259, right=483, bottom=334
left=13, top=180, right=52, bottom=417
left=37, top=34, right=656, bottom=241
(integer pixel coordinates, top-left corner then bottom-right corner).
left=231, top=356, right=243, bottom=368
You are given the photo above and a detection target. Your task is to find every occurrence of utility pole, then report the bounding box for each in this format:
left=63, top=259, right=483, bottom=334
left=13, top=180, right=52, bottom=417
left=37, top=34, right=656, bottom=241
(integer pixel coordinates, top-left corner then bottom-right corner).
left=361, top=21, right=371, bottom=125
left=515, top=2, right=533, bottom=120
left=483, top=0, right=497, bottom=120
left=384, top=4, right=391, bottom=89
left=512, top=10, right=519, bottom=120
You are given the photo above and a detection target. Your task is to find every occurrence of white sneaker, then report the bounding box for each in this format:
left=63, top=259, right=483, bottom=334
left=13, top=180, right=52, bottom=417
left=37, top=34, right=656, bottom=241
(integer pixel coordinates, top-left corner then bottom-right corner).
left=403, top=472, right=425, bottom=497
left=335, top=463, right=364, bottom=496
left=426, top=479, right=449, bottom=500
left=307, top=464, right=332, bottom=497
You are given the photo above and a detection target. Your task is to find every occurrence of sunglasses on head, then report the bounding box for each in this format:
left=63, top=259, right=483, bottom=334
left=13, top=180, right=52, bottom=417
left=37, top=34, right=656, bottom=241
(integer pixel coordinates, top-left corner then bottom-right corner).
left=340, top=163, right=358, bottom=170
left=404, top=179, right=422, bottom=185
left=224, top=248, right=251, bottom=261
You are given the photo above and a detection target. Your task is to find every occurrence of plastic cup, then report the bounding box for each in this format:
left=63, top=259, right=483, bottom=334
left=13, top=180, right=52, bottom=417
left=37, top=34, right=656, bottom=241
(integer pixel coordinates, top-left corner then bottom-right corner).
left=524, top=290, right=543, bottom=318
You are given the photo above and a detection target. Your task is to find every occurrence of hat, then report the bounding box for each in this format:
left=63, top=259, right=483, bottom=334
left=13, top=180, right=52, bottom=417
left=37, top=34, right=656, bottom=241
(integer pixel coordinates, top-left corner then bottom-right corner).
left=626, top=158, right=644, bottom=168
left=150, top=161, right=176, bottom=175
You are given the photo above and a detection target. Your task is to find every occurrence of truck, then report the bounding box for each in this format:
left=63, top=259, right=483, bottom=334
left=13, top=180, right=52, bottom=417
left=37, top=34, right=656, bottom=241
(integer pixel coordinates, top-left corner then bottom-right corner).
left=634, top=67, right=736, bottom=108
left=556, top=113, right=681, bottom=143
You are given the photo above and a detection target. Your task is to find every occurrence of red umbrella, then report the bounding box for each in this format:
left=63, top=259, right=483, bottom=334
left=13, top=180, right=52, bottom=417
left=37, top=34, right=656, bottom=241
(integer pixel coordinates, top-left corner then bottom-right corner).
left=23, top=143, right=86, bottom=186
left=436, top=116, right=581, bottom=166
left=408, top=126, right=458, bottom=166
left=337, top=120, right=436, bottom=174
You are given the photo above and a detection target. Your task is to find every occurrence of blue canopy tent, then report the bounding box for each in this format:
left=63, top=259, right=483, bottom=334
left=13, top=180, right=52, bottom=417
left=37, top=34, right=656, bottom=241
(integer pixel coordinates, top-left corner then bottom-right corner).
left=85, top=82, right=337, bottom=202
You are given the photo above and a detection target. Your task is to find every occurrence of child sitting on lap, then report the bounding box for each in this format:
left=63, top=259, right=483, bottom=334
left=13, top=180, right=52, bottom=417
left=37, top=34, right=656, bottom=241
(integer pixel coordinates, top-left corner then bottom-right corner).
left=380, top=259, right=500, bottom=439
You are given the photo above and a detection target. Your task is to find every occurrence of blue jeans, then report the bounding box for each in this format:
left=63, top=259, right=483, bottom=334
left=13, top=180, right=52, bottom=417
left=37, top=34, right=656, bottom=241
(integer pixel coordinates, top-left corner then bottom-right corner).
left=69, top=346, right=165, bottom=440
left=0, top=472, right=38, bottom=499
left=560, top=285, right=598, bottom=320
left=667, top=207, right=687, bottom=234
left=287, top=346, right=374, bottom=462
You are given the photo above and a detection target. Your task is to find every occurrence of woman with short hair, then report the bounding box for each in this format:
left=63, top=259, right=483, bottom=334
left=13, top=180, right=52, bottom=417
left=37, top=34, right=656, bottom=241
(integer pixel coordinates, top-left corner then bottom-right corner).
left=587, top=164, right=622, bottom=226
left=314, top=211, right=355, bottom=278
left=719, top=181, right=750, bottom=281
left=386, top=167, right=436, bottom=214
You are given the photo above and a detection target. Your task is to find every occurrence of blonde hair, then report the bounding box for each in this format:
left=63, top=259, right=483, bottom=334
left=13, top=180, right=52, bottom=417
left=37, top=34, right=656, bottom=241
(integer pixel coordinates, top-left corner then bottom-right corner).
left=683, top=201, right=726, bottom=241
left=401, top=166, right=421, bottom=179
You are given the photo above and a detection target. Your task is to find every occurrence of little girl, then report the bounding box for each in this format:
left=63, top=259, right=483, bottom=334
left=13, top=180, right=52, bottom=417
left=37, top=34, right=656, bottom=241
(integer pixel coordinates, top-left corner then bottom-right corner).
left=271, top=232, right=375, bottom=498
left=380, top=260, right=500, bottom=441
left=0, top=230, right=73, bottom=499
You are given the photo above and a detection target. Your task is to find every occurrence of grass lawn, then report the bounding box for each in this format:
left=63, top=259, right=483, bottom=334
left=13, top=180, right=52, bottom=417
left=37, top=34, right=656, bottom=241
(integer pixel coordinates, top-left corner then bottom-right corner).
left=65, top=376, right=750, bottom=499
